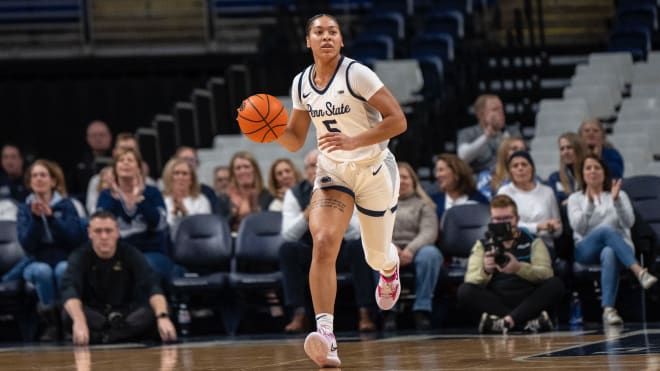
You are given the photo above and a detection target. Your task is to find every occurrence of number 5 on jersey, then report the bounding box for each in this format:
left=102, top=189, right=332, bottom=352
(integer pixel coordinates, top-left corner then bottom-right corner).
left=322, top=119, right=341, bottom=133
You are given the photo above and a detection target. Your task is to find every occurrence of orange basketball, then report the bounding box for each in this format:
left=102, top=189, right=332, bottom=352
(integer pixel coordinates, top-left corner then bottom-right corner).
left=236, top=94, right=288, bottom=143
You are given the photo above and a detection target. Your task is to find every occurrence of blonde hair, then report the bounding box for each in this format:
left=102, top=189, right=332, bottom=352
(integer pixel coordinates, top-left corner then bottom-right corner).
left=229, top=151, right=264, bottom=193
left=490, top=136, right=525, bottom=192
left=579, top=118, right=613, bottom=148
left=161, top=157, right=201, bottom=197
left=267, top=158, right=302, bottom=200
left=558, top=132, right=587, bottom=194
left=398, top=161, right=436, bottom=208
left=25, top=159, right=67, bottom=197
left=112, top=148, right=144, bottom=182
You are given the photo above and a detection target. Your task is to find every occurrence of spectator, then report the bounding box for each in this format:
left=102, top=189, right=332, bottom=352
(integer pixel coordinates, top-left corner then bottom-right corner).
left=267, top=158, right=302, bottom=211
left=86, top=132, right=155, bottom=215
left=497, top=151, right=562, bottom=256
left=384, top=162, right=443, bottom=331
left=579, top=118, right=624, bottom=179
left=226, top=151, right=272, bottom=232
left=161, top=157, right=211, bottom=239
left=567, top=154, right=657, bottom=326
left=173, top=146, right=221, bottom=215
left=429, top=153, right=488, bottom=223
left=96, top=148, right=171, bottom=280
left=0, top=143, right=28, bottom=202
left=476, top=136, right=527, bottom=201
left=457, top=95, right=522, bottom=174
left=213, top=165, right=231, bottom=219
left=70, top=120, right=113, bottom=199
left=457, top=194, right=563, bottom=334
left=279, top=150, right=376, bottom=333
left=547, top=132, right=588, bottom=206
left=85, top=166, right=114, bottom=215
left=9, top=159, right=86, bottom=340
left=61, top=210, right=177, bottom=345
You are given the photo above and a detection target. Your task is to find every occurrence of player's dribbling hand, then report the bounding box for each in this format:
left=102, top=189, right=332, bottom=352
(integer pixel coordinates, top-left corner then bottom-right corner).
left=318, top=132, right=357, bottom=152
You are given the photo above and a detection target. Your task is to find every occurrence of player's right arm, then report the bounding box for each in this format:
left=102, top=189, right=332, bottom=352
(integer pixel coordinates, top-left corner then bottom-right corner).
left=277, top=108, right=311, bottom=152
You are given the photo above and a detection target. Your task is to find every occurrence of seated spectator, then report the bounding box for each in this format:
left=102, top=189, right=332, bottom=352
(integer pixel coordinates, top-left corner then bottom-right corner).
left=267, top=158, right=302, bottom=211
left=429, top=153, right=488, bottom=223
left=226, top=151, right=272, bottom=232
left=457, top=194, right=563, bottom=334
left=579, top=118, right=624, bottom=179
left=497, top=151, right=562, bottom=255
left=383, top=162, right=443, bottom=331
left=213, top=165, right=231, bottom=219
left=457, top=94, right=522, bottom=174
left=86, top=132, right=155, bottom=215
left=476, top=137, right=527, bottom=201
left=96, top=148, right=172, bottom=280
left=85, top=166, right=114, bottom=215
left=173, top=146, right=220, bottom=215
left=279, top=150, right=376, bottom=333
left=0, top=143, right=28, bottom=202
left=547, top=132, right=588, bottom=206
left=7, top=159, right=86, bottom=341
left=69, top=120, right=113, bottom=200
left=567, top=154, right=657, bottom=326
left=161, top=157, right=211, bottom=239
left=61, top=211, right=177, bottom=345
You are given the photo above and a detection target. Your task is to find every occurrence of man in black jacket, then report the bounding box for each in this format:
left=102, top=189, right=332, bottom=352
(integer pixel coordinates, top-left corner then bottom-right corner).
left=61, top=210, right=177, bottom=345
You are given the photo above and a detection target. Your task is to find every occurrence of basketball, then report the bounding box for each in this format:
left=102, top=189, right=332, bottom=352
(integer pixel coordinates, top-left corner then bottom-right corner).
left=236, top=94, right=288, bottom=143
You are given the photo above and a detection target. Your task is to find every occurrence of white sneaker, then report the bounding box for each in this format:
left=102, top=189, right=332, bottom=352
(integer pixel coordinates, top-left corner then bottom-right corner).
left=602, top=308, right=623, bottom=326
left=303, top=328, right=340, bottom=368
left=375, top=260, right=400, bottom=310
left=638, top=269, right=658, bottom=290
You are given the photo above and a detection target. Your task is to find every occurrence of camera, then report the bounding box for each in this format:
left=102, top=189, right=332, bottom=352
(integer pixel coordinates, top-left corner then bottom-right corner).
left=484, top=222, right=514, bottom=267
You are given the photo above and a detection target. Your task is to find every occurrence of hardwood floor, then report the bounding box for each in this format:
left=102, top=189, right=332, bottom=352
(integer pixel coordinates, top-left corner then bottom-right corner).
left=1, top=327, right=659, bottom=370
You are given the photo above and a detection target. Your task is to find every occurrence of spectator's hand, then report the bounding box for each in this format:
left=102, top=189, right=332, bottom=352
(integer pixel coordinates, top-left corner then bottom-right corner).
left=72, top=320, right=90, bottom=346
left=483, top=123, right=497, bottom=138
left=39, top=201, right=52, bottom=217
left=30, top=201, right=43, bottom=216
left=173, top=197, right=187, bottom=216
left=497, top=252, right=520, bottom=274
left=611, top=178, right=622, bottom=201
left=132, top=175, right=145, bottom=198
left=399, top=248, right=414, bottom=267
left=157, top=317, right=177, bottom=343
left=483, top=250, right=497, bottom=274
left=318, top=132, right=358, bottom=152
left=547, top=219, right=561, bottom=232
left=276, top=186, right=287, bottom=200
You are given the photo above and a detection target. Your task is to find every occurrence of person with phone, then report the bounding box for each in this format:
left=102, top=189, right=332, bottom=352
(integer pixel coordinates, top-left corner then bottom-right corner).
left=457, top=194, right=564, bottom=334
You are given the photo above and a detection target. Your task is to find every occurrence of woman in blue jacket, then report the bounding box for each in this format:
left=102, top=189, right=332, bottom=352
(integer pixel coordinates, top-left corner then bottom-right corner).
left=96, top=148, right=171, bottom=280
left=8, top=159, right=85, bottom=340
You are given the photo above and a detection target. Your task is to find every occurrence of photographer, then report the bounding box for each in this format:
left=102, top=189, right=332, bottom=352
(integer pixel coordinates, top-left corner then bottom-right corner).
left=457, top=195, right=563, bottom=334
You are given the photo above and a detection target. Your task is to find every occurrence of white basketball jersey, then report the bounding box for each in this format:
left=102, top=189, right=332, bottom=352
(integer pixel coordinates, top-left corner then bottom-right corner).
left=291, top=56, right=387, bottom=162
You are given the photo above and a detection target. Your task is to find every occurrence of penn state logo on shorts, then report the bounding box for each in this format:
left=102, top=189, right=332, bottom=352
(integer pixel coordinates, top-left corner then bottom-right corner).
left=321, top=176, right=332, bottom=183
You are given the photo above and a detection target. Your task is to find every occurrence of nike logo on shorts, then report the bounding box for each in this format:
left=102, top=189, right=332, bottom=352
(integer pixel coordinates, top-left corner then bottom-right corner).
left=372, top=164, right=383, bottom=176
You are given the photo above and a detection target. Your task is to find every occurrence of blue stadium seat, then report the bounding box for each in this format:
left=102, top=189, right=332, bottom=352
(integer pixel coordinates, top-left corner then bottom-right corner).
left=0, top=0, right=81, bottom=24
left=410, top=32, right=455, bottom=65
left=608, top=28, right=651, bottom=61
left=424, top=11, right=465, bottom=40
left=439, top=203, right=490, bottom=281
left=348, top=34, right=394, bottom=67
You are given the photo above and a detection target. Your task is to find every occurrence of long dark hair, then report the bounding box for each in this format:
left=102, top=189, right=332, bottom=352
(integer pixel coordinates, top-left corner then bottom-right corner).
left=580, top=154, right=611, bottom=193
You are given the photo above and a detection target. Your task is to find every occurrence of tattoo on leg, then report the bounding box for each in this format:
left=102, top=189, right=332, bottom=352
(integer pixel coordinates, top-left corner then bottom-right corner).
left=311, top=198, right=346, bottom=213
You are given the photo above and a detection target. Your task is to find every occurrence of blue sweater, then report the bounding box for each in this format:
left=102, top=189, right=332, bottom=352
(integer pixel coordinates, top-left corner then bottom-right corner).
left=429, top=191, right=489, bottom=221
left=602, top=147, right=624, bottom=179
left=17, top=193, right=86, bottom=267
left=96, top=185, right=169, bottom=255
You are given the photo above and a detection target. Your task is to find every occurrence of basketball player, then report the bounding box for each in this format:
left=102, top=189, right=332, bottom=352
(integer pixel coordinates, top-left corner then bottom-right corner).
left=275, top=14, right=407, bottom=368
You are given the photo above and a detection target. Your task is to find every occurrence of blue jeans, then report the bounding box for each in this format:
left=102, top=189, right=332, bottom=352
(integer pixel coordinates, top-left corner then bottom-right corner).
left=412, top=245, right=443, bottom=312
left=19, top=261, right=67, bottom=306
left=375, top=245, right=443, bottom=312
left=575, top=226, right=637, bottom=307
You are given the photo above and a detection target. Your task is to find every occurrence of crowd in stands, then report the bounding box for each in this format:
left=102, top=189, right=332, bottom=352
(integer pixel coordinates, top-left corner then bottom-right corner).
left=0, top=89, right=658, bottom=343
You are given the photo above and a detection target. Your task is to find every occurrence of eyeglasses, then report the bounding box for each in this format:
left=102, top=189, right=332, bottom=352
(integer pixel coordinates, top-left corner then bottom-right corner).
left=491, top=215, right=514, bottom=223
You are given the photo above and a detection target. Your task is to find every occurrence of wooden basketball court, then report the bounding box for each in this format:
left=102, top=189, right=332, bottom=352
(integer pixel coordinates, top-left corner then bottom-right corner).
left=1, top=326, right=659, bottom=370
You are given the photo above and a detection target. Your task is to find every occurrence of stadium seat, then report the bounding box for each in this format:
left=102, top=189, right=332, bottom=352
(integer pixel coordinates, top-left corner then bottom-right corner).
left=227, top=211, right=284, bottom=334
left=439, top=203, right=490, bottom=281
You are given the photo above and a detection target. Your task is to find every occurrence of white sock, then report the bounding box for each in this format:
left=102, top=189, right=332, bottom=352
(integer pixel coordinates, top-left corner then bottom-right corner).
left=315, top=313, right=334, bottom=333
